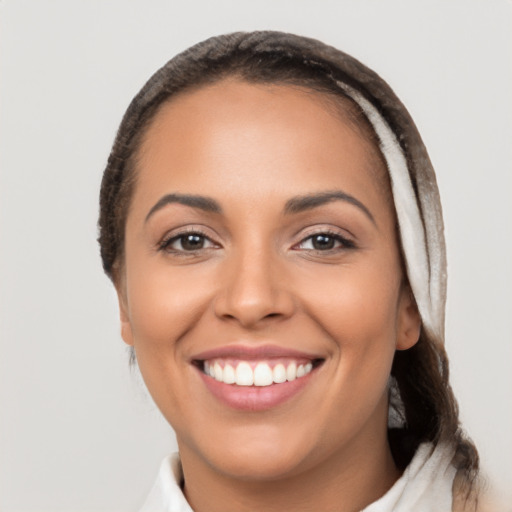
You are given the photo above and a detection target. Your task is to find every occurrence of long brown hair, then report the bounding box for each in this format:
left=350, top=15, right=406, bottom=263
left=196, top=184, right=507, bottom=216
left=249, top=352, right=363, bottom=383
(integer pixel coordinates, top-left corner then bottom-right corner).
left=98, top=31, right=479, bottom=501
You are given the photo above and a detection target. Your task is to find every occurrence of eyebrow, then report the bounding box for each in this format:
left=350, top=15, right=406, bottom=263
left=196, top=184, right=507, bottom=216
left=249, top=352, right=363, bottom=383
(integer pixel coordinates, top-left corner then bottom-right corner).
left=145, top=193, right=222, bottom=222
left=284, top=191, right=376, bottom=225
left=145, top=190, right=375, bottom=225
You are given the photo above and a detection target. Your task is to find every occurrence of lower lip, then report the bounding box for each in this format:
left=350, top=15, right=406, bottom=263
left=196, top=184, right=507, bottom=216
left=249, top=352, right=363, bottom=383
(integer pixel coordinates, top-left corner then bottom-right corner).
left=197, top=369, right=316, bottom=411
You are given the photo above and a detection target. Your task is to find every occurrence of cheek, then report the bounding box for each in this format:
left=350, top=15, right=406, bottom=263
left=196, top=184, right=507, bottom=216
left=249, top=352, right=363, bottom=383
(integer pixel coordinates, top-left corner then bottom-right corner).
left=298, top=259, right=401, bottom=398
left=123, top=251, right=215, bottom=351
left=300, top=259, right=401, bottom=343
left=122, top=256, right=218, bottom=417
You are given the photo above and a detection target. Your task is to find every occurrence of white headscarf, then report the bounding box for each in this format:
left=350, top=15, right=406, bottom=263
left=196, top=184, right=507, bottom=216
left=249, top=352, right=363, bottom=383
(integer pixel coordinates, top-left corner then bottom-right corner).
left=337, top=82, right=446, bottom=343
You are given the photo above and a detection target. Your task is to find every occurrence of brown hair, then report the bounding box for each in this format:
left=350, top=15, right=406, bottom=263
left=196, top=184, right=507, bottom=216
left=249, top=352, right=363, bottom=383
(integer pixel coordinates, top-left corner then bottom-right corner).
left=98, top=30, right=479, bottom=502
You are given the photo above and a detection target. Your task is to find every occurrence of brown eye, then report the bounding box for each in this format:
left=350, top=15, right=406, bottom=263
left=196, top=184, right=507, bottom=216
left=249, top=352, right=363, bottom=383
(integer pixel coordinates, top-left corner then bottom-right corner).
left=311, top=234, right=336, bottom=250
left=180, top=234, right=206, bottom=250
left=160, top=232, right=217, bottom=252
left=296, top=232, right=355, bottom=252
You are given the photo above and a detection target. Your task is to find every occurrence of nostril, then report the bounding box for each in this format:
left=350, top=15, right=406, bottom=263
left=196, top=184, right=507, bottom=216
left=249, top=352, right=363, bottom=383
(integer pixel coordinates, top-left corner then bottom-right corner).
left=213, top=276, right=296, bottom=327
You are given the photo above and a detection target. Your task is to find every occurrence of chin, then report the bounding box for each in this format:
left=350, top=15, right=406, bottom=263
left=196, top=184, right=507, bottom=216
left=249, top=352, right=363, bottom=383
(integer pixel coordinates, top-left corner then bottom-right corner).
left=210, top=448, right=310, bottom=482
left=180, top=423, right=317, bottom=481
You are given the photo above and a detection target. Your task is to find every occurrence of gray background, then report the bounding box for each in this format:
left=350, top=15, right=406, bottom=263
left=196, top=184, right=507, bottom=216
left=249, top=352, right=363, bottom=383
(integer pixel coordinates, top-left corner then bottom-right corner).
left=1, top=0, right=511, bottom=510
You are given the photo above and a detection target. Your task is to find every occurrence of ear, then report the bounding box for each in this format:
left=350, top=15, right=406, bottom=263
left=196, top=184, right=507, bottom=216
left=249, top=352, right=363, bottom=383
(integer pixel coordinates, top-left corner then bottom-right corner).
left=396, top=285, right=421, bottom=351
left=116, top=286, right=134, bottom=347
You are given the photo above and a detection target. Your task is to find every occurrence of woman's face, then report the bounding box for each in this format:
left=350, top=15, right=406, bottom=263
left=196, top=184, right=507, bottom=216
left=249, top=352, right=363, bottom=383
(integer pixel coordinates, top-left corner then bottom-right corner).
left=118, top=80, right=420, bottom=480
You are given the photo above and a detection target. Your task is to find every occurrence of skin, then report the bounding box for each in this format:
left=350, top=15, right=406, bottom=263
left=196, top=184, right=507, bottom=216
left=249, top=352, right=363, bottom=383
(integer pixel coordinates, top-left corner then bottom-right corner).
left=117, top=80, right=421, bottom=512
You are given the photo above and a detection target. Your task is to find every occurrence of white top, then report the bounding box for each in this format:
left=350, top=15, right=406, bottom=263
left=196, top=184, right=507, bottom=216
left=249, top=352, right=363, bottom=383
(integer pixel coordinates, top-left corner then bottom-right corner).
left=139, top=443, right=456, bottom=512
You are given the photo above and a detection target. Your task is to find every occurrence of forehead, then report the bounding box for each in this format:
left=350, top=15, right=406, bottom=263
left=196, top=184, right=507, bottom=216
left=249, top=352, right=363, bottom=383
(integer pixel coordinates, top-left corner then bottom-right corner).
left=132, top=79, right=390, bottom=217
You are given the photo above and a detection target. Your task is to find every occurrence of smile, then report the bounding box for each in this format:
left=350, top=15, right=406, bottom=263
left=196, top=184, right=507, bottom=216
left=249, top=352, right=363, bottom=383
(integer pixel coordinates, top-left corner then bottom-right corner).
left=192, top=345, right=324, bottom=411
left=203, top=359, right=315, bottom=387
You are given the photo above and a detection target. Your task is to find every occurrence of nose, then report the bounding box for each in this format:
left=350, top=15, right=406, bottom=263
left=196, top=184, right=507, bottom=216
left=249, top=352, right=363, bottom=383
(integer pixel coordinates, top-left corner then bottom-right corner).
left=213, top=246, right=296, bottom=328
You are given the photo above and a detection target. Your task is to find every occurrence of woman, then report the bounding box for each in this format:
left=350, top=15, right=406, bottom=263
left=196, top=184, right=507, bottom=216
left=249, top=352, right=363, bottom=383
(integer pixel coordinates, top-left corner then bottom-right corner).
left=98, top=31, right=481, bottom=511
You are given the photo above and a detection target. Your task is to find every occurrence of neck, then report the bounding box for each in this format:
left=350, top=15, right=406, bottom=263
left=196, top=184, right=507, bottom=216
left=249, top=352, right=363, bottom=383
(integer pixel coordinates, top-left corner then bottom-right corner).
left=180, top=425, right=400, bottom=512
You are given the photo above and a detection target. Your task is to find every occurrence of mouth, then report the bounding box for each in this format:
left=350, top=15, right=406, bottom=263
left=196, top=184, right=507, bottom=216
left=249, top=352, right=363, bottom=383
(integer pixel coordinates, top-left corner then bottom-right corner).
left=191, top=345, right=325, bottom=411
left=195, top=358, right=323, bottom=386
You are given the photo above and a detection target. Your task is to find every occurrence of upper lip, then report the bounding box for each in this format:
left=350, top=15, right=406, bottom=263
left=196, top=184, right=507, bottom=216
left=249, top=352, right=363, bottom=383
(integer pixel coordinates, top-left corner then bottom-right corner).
left=191, top=344, right=323, bottom=362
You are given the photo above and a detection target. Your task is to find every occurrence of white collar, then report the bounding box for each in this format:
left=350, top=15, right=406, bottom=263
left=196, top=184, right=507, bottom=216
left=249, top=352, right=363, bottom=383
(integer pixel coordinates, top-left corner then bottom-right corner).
left=361, top=442, right=456, bottom=511
left=139, top=442, right=456, bottom=512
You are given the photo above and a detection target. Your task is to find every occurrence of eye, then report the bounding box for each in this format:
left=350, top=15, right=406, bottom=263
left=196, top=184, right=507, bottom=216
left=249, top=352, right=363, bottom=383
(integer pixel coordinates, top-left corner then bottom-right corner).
left=295, top=232, right=355, bottom=251
left=160, top=231, right=218, bottom=253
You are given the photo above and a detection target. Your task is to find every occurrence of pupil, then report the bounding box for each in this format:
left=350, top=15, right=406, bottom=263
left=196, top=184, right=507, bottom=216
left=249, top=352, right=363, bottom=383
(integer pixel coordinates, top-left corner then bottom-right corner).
left=313, top=234, right=334, bottom=250
left=182, top=234, right=204, bottom=250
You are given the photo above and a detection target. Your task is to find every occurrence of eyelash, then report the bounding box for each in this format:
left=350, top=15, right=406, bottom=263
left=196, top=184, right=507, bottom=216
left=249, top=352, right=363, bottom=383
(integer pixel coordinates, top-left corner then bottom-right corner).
left=158, top=229, right=218, bottom=254
left=158, top=228, right=355, bottom=255
left=293, top=230, right=356, bottom=252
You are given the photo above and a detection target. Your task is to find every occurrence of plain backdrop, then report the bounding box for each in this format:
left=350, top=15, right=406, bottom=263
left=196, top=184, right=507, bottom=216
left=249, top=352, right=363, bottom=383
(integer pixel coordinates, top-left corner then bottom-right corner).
left=1, top=1, right=511, bottom=510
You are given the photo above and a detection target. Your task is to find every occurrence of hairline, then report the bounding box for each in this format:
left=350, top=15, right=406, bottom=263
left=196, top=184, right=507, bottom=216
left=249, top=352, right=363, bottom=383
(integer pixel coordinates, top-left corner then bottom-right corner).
left=111, top=75, right=392, bottom=286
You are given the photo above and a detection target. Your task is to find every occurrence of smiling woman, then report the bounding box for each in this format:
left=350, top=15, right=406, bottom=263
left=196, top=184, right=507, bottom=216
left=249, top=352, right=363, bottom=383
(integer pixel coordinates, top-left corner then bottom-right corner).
left=98, top=32, right=482, bottom=511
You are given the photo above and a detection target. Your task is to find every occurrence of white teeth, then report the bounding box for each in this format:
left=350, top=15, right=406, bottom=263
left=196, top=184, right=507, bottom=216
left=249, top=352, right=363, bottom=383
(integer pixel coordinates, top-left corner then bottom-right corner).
left=254, top=363, right=273, bottom=386
left=204, top=361, right=214, bottom=378
left=214, top=362, right=223, bottom=382
left=223, top=364, right=236, bottom=384
left=273, top=364, right=287, bottom=383
left=286, top=362, right=297, bottom=381
left=235, top=362, right=254, bottom=386
left=204, top=359, right=315, bottom=386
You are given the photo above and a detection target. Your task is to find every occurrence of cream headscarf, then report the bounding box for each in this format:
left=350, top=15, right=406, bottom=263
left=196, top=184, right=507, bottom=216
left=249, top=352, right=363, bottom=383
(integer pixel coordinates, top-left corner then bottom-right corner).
left=337, top=81, right=446, bottom=343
